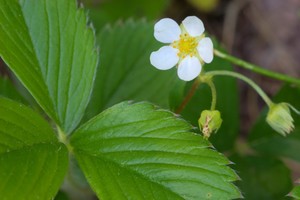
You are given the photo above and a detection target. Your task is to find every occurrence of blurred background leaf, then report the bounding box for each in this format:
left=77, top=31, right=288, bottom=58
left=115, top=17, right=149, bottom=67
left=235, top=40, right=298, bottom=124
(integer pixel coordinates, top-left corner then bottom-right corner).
left=84, top=20, right=182, bottom=120
left=248, top=85, right=300, bottom=162
left=186, top=0, right=219, bottom=13
left=81, top=0, right=170, bottom=31
left=0, top=75, right=25, bottom=103
left=54, top=191, right=69, bottom=200
left=230, top=155, right=293, bottom=200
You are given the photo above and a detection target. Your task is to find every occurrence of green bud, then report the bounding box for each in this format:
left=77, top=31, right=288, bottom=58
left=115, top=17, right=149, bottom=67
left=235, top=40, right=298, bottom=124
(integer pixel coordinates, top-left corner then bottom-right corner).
left=266, top=103, right=299, bottom=136
left=198, top=110, right=222, bottom=139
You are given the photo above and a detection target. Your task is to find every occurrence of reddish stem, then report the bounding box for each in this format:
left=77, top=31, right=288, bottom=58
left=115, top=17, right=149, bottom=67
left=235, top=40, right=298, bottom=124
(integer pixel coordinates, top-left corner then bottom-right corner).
left=175, top=79, right=201, bottom=114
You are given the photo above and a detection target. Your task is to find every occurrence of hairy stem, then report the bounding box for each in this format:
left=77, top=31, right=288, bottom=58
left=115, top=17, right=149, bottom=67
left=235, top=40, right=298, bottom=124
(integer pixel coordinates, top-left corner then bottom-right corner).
left=206, top=70, right=273, bottom=107
left=205, top=79, right=217, bottom=110
left=214, top=49, right=300, bottom=86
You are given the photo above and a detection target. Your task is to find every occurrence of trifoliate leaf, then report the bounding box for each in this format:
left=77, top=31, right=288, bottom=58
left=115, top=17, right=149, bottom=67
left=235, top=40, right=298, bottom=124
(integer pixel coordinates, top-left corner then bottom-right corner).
left=0, top=0, right=98, bottom=134
left=0, top=98, right=68, bottom=199
left=71, top=101, right=241, bottom=199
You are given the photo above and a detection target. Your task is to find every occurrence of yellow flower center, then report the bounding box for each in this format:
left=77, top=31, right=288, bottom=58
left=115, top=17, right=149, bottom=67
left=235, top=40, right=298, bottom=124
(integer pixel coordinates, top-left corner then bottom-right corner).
left=172, top=33, right=198, bottom=59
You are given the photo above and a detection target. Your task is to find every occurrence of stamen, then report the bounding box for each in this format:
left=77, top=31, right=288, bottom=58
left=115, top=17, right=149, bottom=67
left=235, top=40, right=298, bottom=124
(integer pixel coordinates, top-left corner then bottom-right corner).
left=172, top=33, right=198, bottom=59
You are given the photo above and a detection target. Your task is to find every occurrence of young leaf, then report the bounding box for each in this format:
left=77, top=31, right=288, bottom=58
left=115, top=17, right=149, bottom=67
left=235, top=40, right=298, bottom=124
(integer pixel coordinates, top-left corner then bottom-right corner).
left=0, top=0, right=98, bottom=134
left=71, top=102, right=241, bottom=199
left=85, top=20, right=180, bottom=120
left=249, top=85, right=300, bottom=162
left=0, top=98, right=68, bottom=199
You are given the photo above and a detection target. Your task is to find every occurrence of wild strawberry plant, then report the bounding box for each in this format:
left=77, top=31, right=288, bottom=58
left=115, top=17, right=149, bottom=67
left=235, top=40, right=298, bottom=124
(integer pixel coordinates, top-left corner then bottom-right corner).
left=0, top=0, right=299, bottom=199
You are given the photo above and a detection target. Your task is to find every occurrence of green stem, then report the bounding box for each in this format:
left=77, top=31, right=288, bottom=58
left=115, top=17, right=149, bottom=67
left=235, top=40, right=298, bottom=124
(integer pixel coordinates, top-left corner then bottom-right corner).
left=57, top=125, right=73, bottom=153
left=214, top=49, right=300, bottom=86
left=57, top=126, right=67, bottom=143
left=206, top=70, right=273, bottom=107
left=204, top=78, right=217, bottom=110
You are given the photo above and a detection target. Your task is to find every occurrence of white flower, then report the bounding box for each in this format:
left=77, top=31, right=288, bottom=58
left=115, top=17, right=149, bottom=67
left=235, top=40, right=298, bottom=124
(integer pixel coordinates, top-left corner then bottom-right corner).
left=150, top=16, right=214, bottom=81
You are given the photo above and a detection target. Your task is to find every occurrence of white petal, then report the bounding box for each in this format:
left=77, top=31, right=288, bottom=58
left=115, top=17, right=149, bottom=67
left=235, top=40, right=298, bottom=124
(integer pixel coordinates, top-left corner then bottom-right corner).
left=150, top=46, right=179, bottom=70
left=197, top=37, right=214, bottom=63
left=154, top=18, right=181, bottom=43
left=182, top=16, right=205, bottom=37
left=177, top=56, right=202, bottom=81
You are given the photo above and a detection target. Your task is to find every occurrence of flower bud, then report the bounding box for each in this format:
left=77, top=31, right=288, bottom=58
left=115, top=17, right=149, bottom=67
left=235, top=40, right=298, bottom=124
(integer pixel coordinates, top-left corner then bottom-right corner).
left=266, top=103, right=299, bottom=136
left=198, top=110, right=222, bottom=139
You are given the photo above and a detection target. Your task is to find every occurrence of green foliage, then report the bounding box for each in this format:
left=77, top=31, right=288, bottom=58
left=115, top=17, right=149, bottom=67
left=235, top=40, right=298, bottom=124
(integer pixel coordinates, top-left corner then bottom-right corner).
left=0, top=1, right=242, bottom=198
left=187, top=0, right=219, bottom=12
left=290, top=185, right=300, bottom=199
left=0, top=98, right=68, bottom=199
left=71, top=102, right=241, bottom=199
left=85, top=20, right=180, bottom=119
left=249, top=85, right=300, bottom=162
left=54, top=191, right=70, bottom=200
left=3, top=0, right=297, bottom=199
left=0, top=75, right=24, bottom=102
left=0, top=0, right=98, bottom=134
left=230, top=155, right=293, bottom=200
left=0, top=0, right=53, bottom=118
left=82, top=0, right=170, bottom=30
